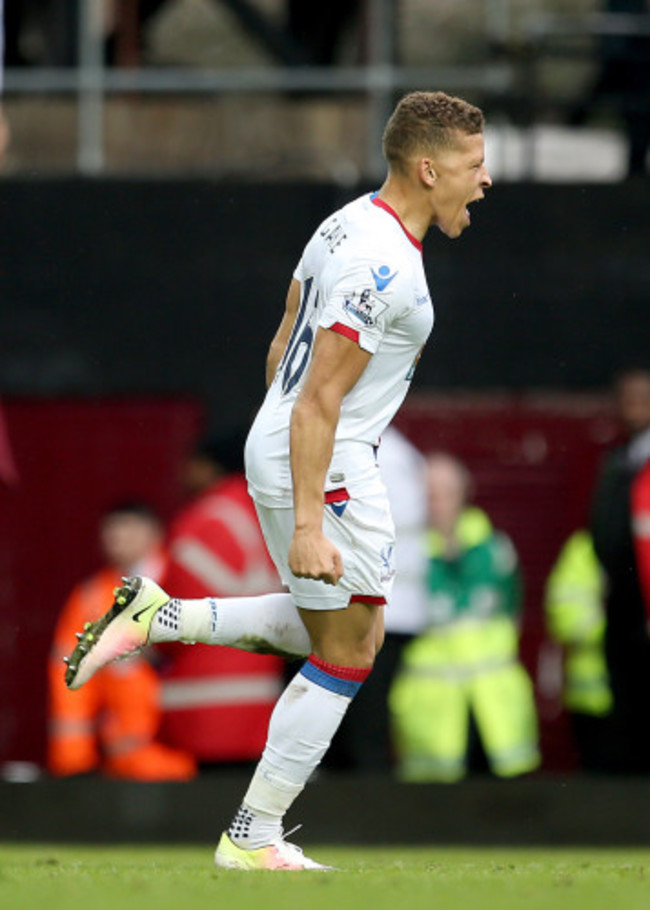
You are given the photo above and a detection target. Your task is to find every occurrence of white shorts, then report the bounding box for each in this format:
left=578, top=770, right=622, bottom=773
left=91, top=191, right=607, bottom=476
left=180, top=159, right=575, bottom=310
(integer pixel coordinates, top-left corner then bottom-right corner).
left=254, top=487, right=396, bottom=610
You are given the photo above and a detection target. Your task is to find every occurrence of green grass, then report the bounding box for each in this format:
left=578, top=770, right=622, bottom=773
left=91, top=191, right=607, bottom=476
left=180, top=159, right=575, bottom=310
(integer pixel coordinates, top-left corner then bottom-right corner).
left=2, top=845, right=650, bottom=910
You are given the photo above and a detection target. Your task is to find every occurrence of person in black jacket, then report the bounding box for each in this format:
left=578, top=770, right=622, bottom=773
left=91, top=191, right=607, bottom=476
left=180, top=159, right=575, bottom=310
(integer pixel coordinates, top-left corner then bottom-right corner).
left=590, top=369, right=650, bottom=772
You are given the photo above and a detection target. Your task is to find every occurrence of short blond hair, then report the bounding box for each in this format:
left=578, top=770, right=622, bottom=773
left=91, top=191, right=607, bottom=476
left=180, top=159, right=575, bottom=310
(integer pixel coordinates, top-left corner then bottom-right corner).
left=382, top=91, right=485, bottom=175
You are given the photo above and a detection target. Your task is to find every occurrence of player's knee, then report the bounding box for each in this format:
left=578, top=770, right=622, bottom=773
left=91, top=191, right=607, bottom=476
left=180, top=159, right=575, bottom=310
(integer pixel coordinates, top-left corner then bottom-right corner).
left=304, top=599, right=382, bottom=669
left=313, top=638, right=376, bottom=670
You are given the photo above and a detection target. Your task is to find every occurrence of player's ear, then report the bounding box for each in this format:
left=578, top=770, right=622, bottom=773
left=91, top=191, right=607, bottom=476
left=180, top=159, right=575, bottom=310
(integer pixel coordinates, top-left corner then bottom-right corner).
left=418, top=158, right=437, bottom=188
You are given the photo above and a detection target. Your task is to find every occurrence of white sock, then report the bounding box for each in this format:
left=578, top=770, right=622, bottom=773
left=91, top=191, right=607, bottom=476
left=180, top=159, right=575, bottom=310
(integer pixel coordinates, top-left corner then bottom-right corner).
left=149, top=592, right=310, bottom=658
left=228, top=656, right=371, bottom=849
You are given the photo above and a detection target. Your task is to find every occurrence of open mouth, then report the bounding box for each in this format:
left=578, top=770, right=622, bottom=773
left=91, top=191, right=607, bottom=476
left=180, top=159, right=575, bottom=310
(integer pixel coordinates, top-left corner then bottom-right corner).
left=466, top=195, right=483, bottom=221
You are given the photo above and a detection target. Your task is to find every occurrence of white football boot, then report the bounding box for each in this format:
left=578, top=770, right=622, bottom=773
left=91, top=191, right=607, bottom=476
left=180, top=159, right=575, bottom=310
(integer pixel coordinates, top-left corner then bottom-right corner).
left=64, top=576, right=169, bottom=690
left=214, top=831, right=334, bottom=871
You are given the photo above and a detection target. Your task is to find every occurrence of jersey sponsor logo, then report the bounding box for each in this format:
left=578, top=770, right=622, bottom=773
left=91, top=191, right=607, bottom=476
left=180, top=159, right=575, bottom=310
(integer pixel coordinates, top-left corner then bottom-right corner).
left=371, top=265, right=398, bottom=292
left=343, top=288, right=387, bottom=327
left=415, top=292, right=430, bottom=307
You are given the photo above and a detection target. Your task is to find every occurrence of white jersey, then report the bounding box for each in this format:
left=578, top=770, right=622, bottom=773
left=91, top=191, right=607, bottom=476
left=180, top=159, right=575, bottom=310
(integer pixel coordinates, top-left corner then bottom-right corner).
left=246, top=193, right=434, bottom=508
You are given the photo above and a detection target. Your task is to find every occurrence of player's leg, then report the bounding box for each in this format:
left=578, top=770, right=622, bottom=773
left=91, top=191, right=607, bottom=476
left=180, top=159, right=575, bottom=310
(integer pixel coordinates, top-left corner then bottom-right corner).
left=216, top=599, right=382, bottom=870
left=63, top=502, right=314, bottom=689
left=63, top=580, right=311, bottom=690
left=301, top=598, right=382, bottom=667
left=216, top=490, right=394, bottom=868
left=148, top=589, right=310, bottom=657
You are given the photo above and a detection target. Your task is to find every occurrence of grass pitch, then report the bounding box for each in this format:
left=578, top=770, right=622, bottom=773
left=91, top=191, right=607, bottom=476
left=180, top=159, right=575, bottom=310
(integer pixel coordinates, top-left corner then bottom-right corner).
left=2, top=844, right=650, bottom=910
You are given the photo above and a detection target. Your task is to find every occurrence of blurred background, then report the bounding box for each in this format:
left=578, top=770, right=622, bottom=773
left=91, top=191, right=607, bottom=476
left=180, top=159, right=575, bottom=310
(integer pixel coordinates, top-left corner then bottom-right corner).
left=1, top=0, right=650, bottom=844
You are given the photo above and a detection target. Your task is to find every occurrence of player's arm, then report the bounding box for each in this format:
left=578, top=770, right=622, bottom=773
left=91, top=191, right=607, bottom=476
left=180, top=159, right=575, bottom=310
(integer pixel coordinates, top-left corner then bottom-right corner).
left=266, top=279, right=301, bottom=388
left=288, top=327, right=371, bottom=585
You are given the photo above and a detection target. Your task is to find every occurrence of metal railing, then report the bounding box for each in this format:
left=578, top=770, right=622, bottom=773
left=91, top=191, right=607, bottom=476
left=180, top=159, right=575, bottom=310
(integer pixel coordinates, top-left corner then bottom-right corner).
left=2, top=0, right=517, bottom=177
left=4, top=64, right=515, bottom=177
left=4, top=3, right=649, bottom=178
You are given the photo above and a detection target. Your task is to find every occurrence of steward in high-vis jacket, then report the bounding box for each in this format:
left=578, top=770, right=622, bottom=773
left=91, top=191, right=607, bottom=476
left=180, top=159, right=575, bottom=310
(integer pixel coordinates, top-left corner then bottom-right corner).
left=544, top=530, right=613, bottom=771
left=48, top=504, right=196, bottom=780
left=545, top=533, right=612, bottom=703
left=390, top=454, right=539, bottom=782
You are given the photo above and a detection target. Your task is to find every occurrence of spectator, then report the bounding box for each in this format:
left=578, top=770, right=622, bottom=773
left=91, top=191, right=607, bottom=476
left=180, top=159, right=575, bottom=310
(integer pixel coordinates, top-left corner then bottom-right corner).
left=48, top=502, right=196, bottom=780
left=328, top=424, right=429, bottom=771
left=158, top=430, right=286, bottom=768
left=389, top=453, right=540, bottom=782
left=545, top=529, right=614, bottom=772
left=591, top=368, right=650, bottom=772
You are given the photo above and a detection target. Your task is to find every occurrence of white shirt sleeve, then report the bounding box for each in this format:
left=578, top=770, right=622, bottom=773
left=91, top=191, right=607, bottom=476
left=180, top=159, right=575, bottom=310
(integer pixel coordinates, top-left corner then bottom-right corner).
left=318, top=259, right=411, bottom=354
left=292, top=255, right=304, bottom=284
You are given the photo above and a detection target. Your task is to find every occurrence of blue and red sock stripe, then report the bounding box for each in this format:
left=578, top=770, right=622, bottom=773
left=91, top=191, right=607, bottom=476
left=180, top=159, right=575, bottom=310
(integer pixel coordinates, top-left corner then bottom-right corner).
left=300, top=654, right=371, bottom=698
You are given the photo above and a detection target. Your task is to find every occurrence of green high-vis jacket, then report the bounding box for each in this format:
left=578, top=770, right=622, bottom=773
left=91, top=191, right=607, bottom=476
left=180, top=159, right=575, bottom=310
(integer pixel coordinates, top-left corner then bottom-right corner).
left=390, top=508, right=540, bottom=782
left=545, top=530, right=612, bottom=717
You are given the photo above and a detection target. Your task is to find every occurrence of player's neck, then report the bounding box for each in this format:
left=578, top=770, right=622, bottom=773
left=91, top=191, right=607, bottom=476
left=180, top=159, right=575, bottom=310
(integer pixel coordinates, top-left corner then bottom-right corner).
left=376, top=176, right=431, bottom=243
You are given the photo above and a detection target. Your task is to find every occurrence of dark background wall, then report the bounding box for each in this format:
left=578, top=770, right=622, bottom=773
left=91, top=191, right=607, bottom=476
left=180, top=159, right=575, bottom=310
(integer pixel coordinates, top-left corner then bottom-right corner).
left=1, top=179, right=649, bottom=429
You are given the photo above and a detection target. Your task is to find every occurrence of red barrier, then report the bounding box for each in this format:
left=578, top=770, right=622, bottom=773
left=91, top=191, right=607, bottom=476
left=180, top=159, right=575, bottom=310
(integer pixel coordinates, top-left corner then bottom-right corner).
left=0, top=398, right=203, bottom=768
left=0, top=393, right=621, bottom=772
